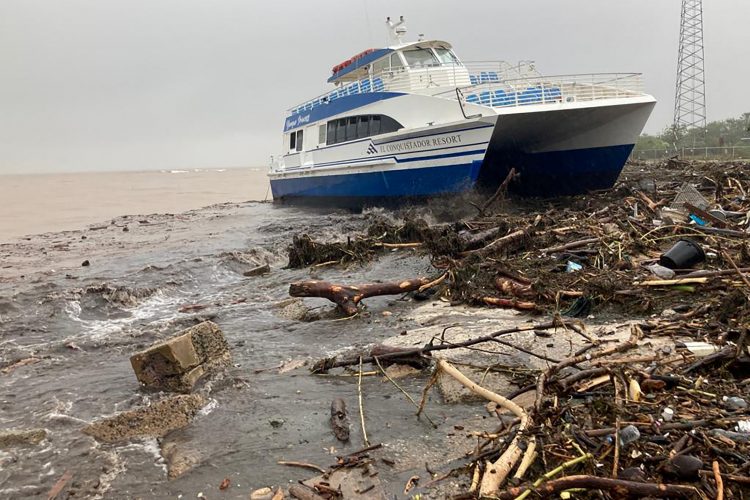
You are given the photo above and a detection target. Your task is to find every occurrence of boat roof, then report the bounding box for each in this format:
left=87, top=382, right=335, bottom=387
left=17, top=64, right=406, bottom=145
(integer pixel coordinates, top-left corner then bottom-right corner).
left=328, top=40, right=454, bottom=83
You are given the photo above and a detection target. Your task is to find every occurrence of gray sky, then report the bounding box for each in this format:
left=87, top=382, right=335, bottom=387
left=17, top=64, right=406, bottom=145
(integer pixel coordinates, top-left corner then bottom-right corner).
left=1, top=0, right=747, bottom=174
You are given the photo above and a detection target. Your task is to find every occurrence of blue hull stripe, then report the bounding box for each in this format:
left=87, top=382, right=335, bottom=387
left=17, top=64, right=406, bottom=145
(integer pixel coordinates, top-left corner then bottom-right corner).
left=271, top=161, right=484, bottom=198
left=281, top=144, right=488, bottom=171
left=273, top=144, right=636, bottom=199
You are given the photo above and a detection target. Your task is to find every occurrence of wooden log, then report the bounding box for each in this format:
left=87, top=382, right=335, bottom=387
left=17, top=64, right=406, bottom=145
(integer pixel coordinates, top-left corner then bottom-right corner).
left=494, top=276, right=534, bottom=298
left=289, top=277, right=432, bottom=316
left=330, top=398, right=350, bottom=442
left=496, top=474, right=698, bottom=499
left=482, top=297, right=537, bottom=310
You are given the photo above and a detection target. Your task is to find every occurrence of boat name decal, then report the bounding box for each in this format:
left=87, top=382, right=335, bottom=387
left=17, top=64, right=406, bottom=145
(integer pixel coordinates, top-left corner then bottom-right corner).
left=285, top=114, right=311, bottom=130
left=379, top=134, right=462, bottom=153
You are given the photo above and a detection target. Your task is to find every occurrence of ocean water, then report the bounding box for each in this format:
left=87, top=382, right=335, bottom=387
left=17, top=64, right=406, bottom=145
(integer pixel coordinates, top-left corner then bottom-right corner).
left=0, top=168, right=270, bottom=242
left=0, top=177, right=487, bottom=498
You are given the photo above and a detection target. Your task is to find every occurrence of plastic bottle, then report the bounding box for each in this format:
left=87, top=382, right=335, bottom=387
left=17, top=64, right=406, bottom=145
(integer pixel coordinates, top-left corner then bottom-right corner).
left=618, top=425, right=641, bottom=447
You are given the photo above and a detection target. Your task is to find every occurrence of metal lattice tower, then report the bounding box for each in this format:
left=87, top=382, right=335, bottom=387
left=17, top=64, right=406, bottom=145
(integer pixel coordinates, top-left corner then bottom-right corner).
left=673, top=0, right=706, bottom=131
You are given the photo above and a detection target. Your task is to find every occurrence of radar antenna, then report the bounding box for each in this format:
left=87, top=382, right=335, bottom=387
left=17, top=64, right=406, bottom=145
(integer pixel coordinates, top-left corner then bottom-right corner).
left=386, top=16, right=407, bottom=45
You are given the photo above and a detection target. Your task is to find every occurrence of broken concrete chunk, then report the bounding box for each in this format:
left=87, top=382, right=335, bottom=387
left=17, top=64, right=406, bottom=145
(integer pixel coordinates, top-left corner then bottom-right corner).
left=82, top=394, right=205, bottom=443
left=130, top=320, right=231, bottom=392
left=0, top=428, right=47, bottom=448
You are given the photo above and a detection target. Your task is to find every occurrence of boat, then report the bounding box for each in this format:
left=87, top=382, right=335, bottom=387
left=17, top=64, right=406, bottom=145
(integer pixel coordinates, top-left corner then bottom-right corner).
left=268, top=17, right=656, bottom=203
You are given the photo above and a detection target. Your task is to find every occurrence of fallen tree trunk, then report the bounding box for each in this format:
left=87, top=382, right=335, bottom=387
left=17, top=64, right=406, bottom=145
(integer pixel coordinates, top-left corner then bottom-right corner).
left=481, top=297, right=537, bottom=311
left=289, top=277, right=432, bottom=315
left=496, top=475, right=698, bottom=499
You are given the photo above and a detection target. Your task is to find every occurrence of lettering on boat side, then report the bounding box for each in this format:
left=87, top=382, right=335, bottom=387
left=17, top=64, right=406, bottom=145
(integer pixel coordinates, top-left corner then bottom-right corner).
left=378, top=134, right=462, bottom=153
left=285, top=114, right=311, bottom=131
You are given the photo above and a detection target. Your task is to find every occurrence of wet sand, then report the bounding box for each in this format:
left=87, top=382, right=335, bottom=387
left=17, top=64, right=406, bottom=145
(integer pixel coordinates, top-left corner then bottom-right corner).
left=0, top=167, right=269, bottom=242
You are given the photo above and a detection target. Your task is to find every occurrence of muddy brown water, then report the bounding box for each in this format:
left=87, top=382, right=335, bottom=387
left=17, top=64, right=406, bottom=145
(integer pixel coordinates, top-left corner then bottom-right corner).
left=0, top=201, right=491, bottom=498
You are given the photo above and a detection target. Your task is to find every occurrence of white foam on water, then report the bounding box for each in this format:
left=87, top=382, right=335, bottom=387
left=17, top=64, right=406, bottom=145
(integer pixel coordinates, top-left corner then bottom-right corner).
left=197, top=398, right=218, bottom=417
left=63, top=290, right=183, bottom=342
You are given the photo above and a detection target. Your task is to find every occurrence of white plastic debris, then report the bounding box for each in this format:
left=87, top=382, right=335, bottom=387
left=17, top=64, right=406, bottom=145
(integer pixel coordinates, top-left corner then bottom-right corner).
left=662, top=407, right=675, bottom=422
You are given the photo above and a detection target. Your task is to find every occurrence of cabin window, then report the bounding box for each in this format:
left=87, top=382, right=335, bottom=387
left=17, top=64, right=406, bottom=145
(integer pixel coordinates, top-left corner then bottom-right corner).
left=434, top=47, right=461, bottom=66
left=335, top=118, right=347, bottom=143
left=370, top=116, right=381, bottom=136
left=357, top=116, right=370, bottom=138
left=319, top=124, right=327, bottom=144
left=403, top=48, right=440, bottom=68
left=289, top=132, right=296, bottom=150
left=295, top=130, right=303, bottom=152
left=346, top=117, right=358, bottom=141
left=372, top=57, right=388, bottom=75
left=324, top=114, right=403, bottom=146
left=390, top=53, right=404, bottom=70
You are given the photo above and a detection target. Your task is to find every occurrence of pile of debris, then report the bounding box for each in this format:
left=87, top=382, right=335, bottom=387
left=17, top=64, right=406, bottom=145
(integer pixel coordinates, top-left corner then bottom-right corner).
left=285, top=160, right=750, bottom=498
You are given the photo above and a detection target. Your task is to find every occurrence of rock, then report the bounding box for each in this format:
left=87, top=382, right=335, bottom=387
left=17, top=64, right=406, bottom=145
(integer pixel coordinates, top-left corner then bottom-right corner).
left=250, top=487, right=274, bottom=500
left=161, top=439, right=202, bottom=479
left=81, top=260, right=90, bottom=267
left=243, top=264, right=270, bottom=277
left=269, top=417, right=285, bottom=429
left=665, top=454, right=703, bottom=480
left=0, top=428, right=47, bottom=448
left=82, top=394, right=205, bottom=443
left=130, top=320, right=231, bottom=392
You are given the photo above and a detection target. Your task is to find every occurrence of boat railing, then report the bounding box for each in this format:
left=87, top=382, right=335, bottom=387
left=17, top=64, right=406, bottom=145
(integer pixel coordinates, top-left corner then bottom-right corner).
left=442, top=71, right=646, bottom=108
left=286, top=62, right=646, bottom=116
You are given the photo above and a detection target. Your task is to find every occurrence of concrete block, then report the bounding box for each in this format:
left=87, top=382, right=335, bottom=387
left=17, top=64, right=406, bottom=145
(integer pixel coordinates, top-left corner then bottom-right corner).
left=130, top=320, right=230, bottom=392
left=83, top=394, right=205, bottom=443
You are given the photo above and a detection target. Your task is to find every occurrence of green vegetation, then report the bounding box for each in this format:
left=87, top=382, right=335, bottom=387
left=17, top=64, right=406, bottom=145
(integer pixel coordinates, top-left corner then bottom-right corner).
left=635, top=112, right=750, bottom=153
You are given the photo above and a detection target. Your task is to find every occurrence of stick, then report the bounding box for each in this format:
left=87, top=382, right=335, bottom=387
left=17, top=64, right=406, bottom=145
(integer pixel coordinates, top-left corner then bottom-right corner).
left=436, top=360, right=535, bottom=496
left=478, top=167, right=517, bottom=215
left=540, top=237, right=599, bottom=254
left=512, top=440, right=537, bottom=481
left=277, top=461, right=327, bottom=474
left=460, top=227, right=531, bottom=258
left=482, top=297, right=537, bottom=310
left=498, top=475, right=697, bottom=499
left=374, top=356, right=438, bottom=428
left=357, top=357, right=370, bottom=447
left=713, top=461, right=724, bottom=500
left=637, top=277, right=709, bottom=286
left=511, top=453, right=592, bottom=500
left=47, top=470, right=73, bottom=500
left=418, top=272, right=448, bottom=292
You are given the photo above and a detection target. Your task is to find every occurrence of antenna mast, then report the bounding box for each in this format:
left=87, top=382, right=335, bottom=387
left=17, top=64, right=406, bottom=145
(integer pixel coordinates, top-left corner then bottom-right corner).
left=673, top=0, right=707, bottom=134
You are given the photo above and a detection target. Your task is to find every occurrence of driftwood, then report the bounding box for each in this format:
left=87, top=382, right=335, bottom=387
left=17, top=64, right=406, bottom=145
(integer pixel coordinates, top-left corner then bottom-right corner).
left=330, top=398, right=350, bottom=442
left=494, top=276, right=534, bottom=298
left=289, top=277, right=432, bottom=315
left=311, top=320, right=566, bottom=373
left=540, top=237, right=599, bottom=254
left=460, top=227, right=532, bottom=258
left=481, top=297, right=537, bottom=310
left=437, top=359, right=534, bottom=497
left=496, top=475, right=698, bottom=499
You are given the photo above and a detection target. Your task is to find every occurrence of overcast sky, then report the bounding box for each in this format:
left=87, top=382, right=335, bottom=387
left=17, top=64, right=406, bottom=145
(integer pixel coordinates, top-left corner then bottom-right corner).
left=1, top=0, right=747, bottom=174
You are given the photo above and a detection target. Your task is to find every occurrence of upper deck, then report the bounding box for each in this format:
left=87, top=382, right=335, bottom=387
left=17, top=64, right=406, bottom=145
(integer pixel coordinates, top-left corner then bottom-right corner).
left=286, top=41, right=647, bottom=125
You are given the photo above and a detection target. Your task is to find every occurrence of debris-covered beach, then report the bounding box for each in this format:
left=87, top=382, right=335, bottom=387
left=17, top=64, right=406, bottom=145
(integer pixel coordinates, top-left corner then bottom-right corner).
left=2, top=160, right=750, bottom=499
